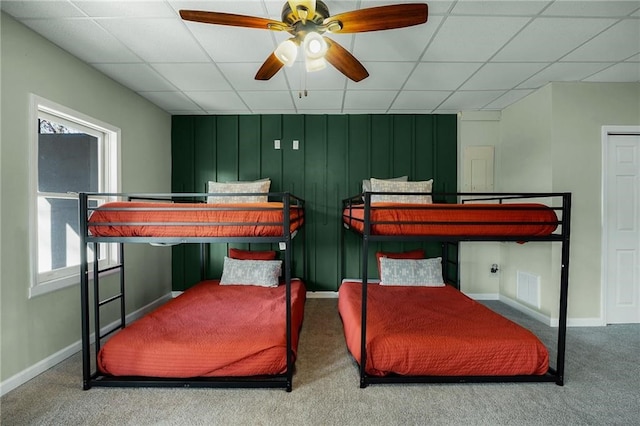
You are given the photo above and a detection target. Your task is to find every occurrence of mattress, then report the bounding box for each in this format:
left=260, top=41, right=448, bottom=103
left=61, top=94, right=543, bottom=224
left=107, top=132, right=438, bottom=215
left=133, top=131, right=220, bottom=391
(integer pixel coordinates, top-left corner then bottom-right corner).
left=338, top=281, right=549, bottom=377
left=98, top=279, right=306, bottom=378
left=342, top=202, right=558, bottom=237
left=88, top=201, right=304, bottom=238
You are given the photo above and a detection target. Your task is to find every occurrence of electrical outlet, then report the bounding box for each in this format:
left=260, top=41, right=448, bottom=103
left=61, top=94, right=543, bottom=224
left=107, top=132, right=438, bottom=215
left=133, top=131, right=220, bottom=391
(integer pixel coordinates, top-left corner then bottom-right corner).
left=274, top=139, right=281, bottom=150
left=293, top=140, right=299, bottom=150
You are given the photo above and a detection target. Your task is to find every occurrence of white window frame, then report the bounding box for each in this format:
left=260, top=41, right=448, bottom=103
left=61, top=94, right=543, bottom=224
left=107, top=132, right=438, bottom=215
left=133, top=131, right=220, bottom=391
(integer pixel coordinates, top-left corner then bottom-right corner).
left=29, top=95, right=121, bottom=298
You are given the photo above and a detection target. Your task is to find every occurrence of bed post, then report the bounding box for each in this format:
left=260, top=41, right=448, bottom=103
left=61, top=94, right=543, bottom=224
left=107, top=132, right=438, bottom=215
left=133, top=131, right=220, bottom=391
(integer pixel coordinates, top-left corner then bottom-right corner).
left=284, top=193, right=293, bottom=392
left=79, top=193, right=91, bottom=390
left=556, top=193, right=571, bottom=385
left=360, top=193, right=371, bottom=388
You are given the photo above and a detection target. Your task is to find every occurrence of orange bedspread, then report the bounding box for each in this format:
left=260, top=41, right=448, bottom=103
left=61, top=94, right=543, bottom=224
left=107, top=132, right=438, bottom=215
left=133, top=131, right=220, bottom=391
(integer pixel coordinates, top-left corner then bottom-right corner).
left=88, top=201, right=304, bottom=238
left=98, top=279, right=306, bottom=378
left=338, top=281, right=548, bottom=377
left=342, top=203, right=558, bottom=237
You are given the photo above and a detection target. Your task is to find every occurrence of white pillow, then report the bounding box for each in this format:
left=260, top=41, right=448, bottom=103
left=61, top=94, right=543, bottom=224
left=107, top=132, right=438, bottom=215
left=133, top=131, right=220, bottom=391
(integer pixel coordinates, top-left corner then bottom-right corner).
left=207, top=179, right=270, bottom=203
left=379, top=257, right=444, bottom=287
left=362, top=176, right=408, bottom=193
left=370, top=178, right=433, bottom=204
left=219, top=257, right=282, bottom=287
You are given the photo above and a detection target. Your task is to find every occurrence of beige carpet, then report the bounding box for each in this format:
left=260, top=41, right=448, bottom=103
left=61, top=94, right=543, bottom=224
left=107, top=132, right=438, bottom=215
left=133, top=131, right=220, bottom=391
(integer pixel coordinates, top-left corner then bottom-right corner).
left=2, top=298, right=639, bottom=425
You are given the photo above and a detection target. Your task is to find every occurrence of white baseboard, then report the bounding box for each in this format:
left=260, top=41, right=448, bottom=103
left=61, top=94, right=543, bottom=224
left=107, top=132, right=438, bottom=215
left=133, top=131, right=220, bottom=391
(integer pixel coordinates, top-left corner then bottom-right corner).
left=0, top=293, right=171, bottom=397
left=464, top=293, right=499, bottom=300
left=498, top=294, right=604, bottom=328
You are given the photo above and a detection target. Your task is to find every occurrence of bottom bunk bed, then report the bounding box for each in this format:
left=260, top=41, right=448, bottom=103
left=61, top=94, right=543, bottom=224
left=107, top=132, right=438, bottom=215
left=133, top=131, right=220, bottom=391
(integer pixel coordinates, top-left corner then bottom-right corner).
left=340, top=191, right=571, bottom=387
left=339, top=281, right=549, bottom=379
left=99, top=277, right=306, bottom=380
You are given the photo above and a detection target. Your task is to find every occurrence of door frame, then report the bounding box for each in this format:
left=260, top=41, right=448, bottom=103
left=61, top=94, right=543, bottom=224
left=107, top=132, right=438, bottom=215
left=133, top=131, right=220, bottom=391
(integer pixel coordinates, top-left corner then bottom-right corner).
left=601, top=125, right=640, bottom=324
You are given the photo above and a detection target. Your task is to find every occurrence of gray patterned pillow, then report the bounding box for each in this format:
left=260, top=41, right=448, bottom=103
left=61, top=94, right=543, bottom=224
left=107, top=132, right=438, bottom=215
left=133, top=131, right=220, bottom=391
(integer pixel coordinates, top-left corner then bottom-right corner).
left=379, top=257, right=444, bottom=287
left=207, top=179, right=270, bottom=203
left=219, top=257, right=282, bottom=287
left=362, top=176, right=408, bottom=193
left=370, top=178, right=433, bottom=204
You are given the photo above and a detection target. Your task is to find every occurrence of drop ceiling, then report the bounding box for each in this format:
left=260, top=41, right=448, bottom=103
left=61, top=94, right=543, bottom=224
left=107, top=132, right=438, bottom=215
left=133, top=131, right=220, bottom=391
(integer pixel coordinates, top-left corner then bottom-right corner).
left=2, top=0, right=639, bottom=115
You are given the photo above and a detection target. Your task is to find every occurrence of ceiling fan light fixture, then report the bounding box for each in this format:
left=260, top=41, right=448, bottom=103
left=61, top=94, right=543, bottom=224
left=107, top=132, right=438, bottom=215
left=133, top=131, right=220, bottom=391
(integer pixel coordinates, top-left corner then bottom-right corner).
left=274, top=39, right=298, bottom=67
left=305, top=56, right=327, bottom=73
left=303, top=32, right=327, bottom=60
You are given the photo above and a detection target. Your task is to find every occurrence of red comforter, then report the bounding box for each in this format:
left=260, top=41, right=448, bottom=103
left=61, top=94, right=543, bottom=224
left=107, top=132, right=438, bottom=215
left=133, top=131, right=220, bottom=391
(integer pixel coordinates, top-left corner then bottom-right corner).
left=89, top=201, right=304, bottom=238
left=342, top=202, right=558, bottom=237
left=98, top=279, right=306, bottom=378
left=338, top=281, right=549, bottom=377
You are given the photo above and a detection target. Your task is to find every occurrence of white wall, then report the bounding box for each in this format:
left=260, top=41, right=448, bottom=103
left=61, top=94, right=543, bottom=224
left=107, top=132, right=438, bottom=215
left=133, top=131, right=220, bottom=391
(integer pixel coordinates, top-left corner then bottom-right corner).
left=0, top=13, right=172, bottom=387
left=459, top=82, right=640, bottom=324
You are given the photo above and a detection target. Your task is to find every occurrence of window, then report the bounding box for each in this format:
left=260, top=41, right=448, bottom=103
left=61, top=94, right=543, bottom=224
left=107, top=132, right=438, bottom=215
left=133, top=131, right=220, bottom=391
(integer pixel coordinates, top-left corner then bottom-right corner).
left=30, top=95, right=120, bottom=297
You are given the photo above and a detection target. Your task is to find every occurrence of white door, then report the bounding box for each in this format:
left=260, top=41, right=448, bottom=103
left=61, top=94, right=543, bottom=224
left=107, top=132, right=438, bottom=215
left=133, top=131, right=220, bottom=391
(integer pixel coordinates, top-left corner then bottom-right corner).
left=604, top=132, right=640, bottom=324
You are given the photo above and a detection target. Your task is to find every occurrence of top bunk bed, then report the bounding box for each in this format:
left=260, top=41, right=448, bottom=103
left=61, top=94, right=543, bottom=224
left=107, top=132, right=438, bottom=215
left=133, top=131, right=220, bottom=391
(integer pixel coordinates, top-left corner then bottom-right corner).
left=81, top=191, right=304, bottom=245
left=78, top=186, right=306, bottom=392
left=339, top=179, right=571, bottom=388
left=342, top=191, right=568, bottom=243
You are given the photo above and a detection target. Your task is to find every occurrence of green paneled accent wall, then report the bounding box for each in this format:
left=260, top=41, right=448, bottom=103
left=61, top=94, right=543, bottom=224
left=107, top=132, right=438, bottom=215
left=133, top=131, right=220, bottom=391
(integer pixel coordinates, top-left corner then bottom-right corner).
left=171, top=114, right=457, bottom=292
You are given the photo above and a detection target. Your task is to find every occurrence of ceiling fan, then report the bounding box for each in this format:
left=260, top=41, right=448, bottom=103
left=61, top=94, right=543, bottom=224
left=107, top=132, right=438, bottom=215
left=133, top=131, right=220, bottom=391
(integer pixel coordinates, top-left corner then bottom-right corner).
left=180, top=1, right=428, bottom=82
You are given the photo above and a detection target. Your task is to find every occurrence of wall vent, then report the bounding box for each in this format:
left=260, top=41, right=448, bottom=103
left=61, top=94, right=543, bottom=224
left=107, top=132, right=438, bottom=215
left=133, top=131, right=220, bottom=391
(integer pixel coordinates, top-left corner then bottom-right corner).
left=516, top=270, right=541, bottom=309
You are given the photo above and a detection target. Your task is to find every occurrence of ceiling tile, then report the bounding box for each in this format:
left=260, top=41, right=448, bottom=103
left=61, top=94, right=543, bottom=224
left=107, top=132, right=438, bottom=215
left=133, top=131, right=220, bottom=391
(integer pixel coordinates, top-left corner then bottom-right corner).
left=343, top=90, right=397, bottom=111
left=351, top=16, right=443, bottom=62
left=583, top=62, right=640, bottom=82
left=425, top=16, right=531, bottom=61
left=494, top=17, right=617, bottom=62
left=217, top=63, right=290, bottom=91
left=563, top=20, right=640, bottom=62
left=73, top=1, right=176, bottom=18
left=390, top=90, right=451, bottom=111
left=518, top=62, right=613, bottom=89
left=152, top=63, right=232, bottom=91
left=139, top=91, right=202, bottom=111
left=186, top=24, right=279, bottom=63
left=185, top=91, right=249, bottom=112
left=451, top=0, right=550, bottom=16
left=483, top=89, right=535, bottom=110
left=347, top=62, right=415, bottom=90
left=542, top=1, right=640, bottom=17
left=238, top=91, right=295, bottom=111
left=405, top=62, right=483, bottom=90
left=291, top=90, right=345, bottom=111
left=0, top=1, right=83, bottom=18
left=92, top=63, right=176, bottom=91
left=439, top=90, right=506, bottom=110
left=97, top=18, right=209, bottom=62
left=22, top=18, right=140, bottom=63
left=461, top=63, right=548, bottom=90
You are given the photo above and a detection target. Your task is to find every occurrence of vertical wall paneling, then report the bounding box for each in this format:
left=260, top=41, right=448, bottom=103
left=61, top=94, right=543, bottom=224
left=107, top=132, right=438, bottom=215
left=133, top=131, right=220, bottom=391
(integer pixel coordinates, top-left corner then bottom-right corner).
left=172, top=114, right=456, bottom=291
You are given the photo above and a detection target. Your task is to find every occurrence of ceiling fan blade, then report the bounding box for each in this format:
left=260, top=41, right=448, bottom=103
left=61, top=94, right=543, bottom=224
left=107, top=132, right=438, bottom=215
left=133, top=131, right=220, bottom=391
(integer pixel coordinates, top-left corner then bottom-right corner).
left=255, top=53, right=285, bottom=80
left=324, top=37, right=369, bottom=82
left=325, top=3, right=428, bottom=33
left=180, top=10, right=288, bottom=31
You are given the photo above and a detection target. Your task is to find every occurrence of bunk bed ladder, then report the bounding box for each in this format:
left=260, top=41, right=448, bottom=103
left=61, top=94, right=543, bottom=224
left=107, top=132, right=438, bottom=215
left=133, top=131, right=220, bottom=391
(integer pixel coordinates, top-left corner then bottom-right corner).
left=93, top=243, right=126, bottom=356
left=79, top=193, right=126, bottom=390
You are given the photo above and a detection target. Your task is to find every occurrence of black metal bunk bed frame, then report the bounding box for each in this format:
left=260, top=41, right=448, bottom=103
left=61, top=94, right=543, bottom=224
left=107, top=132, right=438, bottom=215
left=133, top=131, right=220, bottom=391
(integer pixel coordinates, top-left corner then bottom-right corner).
left=79, top=191, right=304, bottom=392
left=341, top=192, right=571, bottom=388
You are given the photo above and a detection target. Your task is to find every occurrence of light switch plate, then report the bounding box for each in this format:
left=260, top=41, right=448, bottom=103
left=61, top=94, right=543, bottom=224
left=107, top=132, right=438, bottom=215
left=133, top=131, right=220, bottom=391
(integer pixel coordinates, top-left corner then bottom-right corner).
left=274, top=139, right=281, bottom=149
left=293, top=140, right=299, bottom=150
